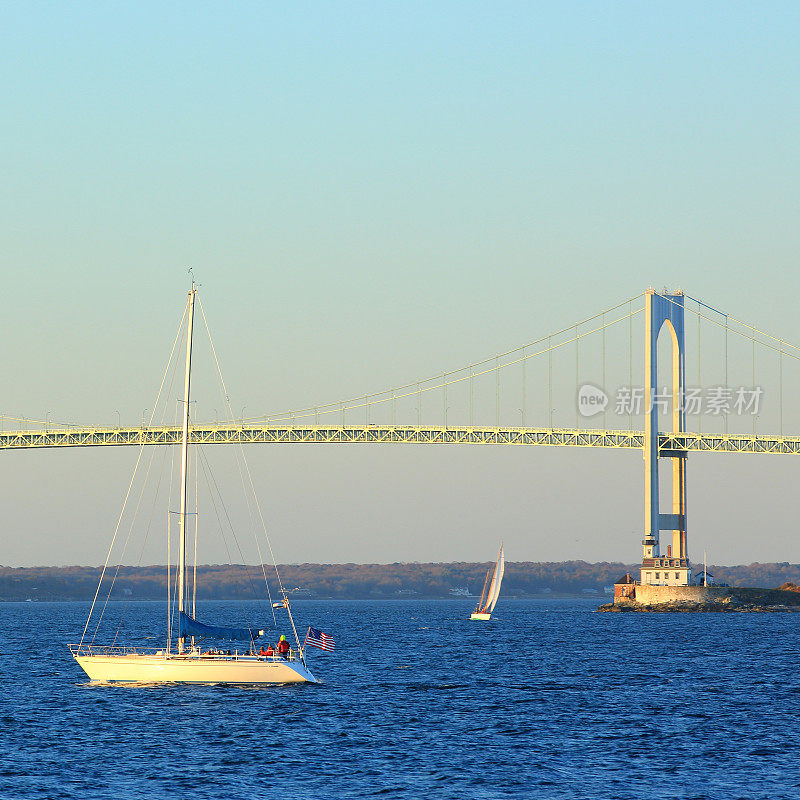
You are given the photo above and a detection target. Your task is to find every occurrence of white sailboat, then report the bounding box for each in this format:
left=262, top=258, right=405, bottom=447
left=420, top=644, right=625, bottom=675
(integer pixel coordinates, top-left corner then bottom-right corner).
left=470, top=543, right=504, bottom=621
left=71, top=283, right=318, bottom=684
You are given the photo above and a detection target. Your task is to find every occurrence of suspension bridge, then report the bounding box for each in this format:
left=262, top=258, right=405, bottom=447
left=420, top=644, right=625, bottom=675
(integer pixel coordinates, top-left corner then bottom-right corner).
left=3, top=287, right=800, bottom=583
left=3, top=287, right=798, bottom=455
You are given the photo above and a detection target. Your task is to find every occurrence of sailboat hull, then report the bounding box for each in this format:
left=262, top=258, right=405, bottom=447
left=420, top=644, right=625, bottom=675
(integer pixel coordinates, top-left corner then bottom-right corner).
left=470, top=613, right=491, bottom=621
left=75, top=654, right=318, bottom=685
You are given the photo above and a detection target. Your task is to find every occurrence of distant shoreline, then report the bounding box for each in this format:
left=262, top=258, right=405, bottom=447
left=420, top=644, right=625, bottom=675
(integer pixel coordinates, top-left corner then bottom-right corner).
left=3, top=561, right=800, bottom=602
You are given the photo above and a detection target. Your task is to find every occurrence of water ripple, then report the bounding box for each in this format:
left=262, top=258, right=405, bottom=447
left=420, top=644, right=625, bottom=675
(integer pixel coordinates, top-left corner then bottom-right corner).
left=1, top=598, right=798, bottom=799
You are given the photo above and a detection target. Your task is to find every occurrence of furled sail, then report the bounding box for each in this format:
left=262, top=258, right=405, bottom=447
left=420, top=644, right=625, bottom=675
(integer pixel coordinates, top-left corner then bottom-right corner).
left=484, top=545, right=505, bottom=614
left=178, top=612, right=260, bottom=641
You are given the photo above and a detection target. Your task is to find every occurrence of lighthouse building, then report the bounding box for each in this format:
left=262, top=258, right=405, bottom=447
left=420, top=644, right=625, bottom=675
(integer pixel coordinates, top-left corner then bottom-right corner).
left=640, top=535, right=691, bottom=586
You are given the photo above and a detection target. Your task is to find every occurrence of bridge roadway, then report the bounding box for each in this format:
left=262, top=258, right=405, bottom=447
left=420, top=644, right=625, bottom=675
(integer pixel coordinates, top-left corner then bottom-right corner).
left=2, top=424, right=800, bottom=455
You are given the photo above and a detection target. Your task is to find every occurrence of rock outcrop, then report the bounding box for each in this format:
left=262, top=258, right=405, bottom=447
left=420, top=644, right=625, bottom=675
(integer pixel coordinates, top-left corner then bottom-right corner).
left=599, top=586, right=800, bottom=612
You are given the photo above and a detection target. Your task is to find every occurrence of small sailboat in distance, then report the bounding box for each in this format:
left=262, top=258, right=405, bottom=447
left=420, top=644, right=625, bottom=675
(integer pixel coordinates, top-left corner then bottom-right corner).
left=470, top=543, right=504, bottom=621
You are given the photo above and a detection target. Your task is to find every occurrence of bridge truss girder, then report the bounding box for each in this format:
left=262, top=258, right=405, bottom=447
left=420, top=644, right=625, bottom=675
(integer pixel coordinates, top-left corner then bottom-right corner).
left=2, top=424, right=800, bottom=455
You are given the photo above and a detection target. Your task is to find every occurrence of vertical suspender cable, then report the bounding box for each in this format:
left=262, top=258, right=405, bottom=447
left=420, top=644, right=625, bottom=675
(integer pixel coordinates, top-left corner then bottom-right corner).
left=629, top=304, right=635, bottom=430
left=443, top=373, right=447, bottom=427
left=522, top=348, right=526, bottom=428
left=724, top=315, right=728, bottom=434
left=602, top=313, right=606, bottom=429
left=548, top=337, right=553, bottom=429
left=697, top=302, right=701, bottom=434
left=417, top=383, right=421, bottom=426
left=575, top=325, right=579, bottom=430
left=780, top=340, right=783, bottom=434
left=495, top=357, right=500, bottom=427
left=469, top=368, right=474, bottom=427
left=752, top=335, right=756, bottom=434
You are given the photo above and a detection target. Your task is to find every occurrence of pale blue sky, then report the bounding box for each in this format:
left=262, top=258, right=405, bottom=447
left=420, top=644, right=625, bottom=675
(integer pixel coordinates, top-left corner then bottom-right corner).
left=2, top=2, right=799, bottom=566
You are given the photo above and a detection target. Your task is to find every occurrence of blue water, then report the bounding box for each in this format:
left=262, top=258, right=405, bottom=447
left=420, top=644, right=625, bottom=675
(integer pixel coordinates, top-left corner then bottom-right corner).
left=2, top=598, right=800, bottom=799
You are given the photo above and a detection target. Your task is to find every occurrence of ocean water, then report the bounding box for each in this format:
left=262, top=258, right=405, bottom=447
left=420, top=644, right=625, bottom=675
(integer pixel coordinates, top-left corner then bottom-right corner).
left=2, top=598, right=800, bottom=799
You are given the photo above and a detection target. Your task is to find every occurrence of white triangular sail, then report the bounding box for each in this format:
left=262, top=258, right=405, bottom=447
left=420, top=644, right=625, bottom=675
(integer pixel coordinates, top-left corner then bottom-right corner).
left=484, top=544, right=504, bottom=613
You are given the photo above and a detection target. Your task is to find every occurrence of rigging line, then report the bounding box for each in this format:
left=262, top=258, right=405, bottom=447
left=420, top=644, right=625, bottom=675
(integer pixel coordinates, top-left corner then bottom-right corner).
left=195, top=450, right=255, bottom=632
left=92, top=313, right=188, bottom=646
left=252, top=292, right=647, bottom=422
left=166, top=399, right=179, bottom=651
left=264, top=306, right=646, bottom=423
left=195, top=301, right=278, bottom=621
left=167, top=511, right=171, bottom=650
left=79, top=299, right=189, bottom=651
left=196, top=448, right=259, bottom=634
left=110, top=440, right=172, bottom=649
left=477, top=565, right=491, bottom=611
left=686, top=294, right=800, bottom=354
left=234, top=444, right=303, bottom=651
left=108, top=318, right=187, bottom=648
left=229, top=395, right=273, bottom=610
left=193, top=430, right=198, bottom=619
left=196, top=298, right=277, bottom=624
left=169, top=515, right=181, bottom=649
left=92, top=409, right=173, bottom=643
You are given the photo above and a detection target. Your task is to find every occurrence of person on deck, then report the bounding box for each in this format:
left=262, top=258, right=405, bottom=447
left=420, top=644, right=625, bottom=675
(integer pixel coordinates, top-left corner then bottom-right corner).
left=265, top=643, right=275, bottom=657
left=278, top=635, right=290, bottom=659
left=259, top=645, right=268, bottom=657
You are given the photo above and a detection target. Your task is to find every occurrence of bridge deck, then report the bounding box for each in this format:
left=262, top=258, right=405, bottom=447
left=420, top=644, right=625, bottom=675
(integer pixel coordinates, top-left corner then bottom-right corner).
left=2, top=425, right=799, bottom=454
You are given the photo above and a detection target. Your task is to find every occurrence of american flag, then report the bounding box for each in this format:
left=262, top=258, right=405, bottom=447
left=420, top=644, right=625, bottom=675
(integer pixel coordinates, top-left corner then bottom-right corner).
left=304, top=626, right=335, bottom=652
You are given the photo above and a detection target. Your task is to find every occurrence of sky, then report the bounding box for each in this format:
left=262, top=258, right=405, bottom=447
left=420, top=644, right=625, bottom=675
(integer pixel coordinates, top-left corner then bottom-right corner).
left=2, top=2, right=799, bottom=567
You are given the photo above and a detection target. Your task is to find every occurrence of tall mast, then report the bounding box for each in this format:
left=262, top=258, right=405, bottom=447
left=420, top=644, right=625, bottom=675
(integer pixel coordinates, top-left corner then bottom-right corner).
left=177, top=285, right=196, bottom=654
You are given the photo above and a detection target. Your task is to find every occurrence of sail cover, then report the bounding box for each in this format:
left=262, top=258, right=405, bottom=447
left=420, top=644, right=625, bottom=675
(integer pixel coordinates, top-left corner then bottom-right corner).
left=484, top=546, right=505, bottom=614
left=178, top=612, right=260, bottom=641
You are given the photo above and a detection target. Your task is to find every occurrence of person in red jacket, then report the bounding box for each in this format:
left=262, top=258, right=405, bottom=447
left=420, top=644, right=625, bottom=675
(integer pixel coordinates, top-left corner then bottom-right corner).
left=278, top=635, right=290, bottom=659
left=265, top=643, right=275, bottom=657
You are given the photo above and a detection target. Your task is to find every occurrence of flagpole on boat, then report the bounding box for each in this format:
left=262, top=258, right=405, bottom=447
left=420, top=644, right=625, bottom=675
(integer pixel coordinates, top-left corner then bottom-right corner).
left=177, top=280, right=196, bottom=654
left=281, top=591, right=307, bottom=667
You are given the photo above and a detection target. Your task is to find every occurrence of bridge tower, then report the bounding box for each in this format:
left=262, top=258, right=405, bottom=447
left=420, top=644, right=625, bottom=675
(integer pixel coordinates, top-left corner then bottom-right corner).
left=640, top=289, right=691, bottom=587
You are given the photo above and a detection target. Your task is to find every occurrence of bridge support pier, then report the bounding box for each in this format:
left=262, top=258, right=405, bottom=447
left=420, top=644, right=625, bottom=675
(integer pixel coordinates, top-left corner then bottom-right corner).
left=641, top=289, right=691, bottom=587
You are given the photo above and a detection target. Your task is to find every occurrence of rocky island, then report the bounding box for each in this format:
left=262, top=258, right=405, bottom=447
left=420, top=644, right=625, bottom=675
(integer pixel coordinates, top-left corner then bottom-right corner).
left=599, top=583, right=800, bottom=613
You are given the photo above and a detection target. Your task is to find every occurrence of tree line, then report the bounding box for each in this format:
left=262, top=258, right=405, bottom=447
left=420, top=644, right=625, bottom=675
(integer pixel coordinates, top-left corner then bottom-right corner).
left=3, top=560, right=800, bottom=601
